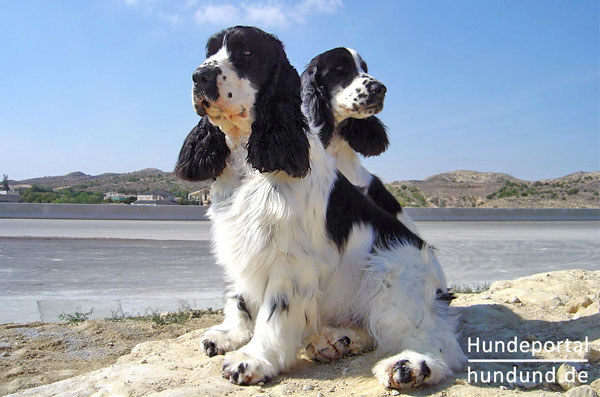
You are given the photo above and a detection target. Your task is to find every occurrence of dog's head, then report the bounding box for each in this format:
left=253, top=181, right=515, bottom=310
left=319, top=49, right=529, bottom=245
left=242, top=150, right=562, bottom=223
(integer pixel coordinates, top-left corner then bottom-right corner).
left=301, top=47, right=388, bottom=156
left=188, top=26, right=309, bottom=179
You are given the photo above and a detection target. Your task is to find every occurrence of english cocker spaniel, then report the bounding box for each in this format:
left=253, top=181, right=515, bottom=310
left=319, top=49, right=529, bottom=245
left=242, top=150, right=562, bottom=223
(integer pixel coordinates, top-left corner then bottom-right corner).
left=300, top=47, right=449, bottom=293
left=175, top=26, right=466, bottom=390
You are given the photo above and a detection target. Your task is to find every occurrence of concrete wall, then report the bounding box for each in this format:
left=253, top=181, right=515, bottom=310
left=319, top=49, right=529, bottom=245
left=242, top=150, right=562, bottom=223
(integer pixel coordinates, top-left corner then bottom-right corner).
left=0, top=203, right=209, bottom=220
left=0, top=203, right=598, bottom=221
left=404, top=207, right=600, bottom=221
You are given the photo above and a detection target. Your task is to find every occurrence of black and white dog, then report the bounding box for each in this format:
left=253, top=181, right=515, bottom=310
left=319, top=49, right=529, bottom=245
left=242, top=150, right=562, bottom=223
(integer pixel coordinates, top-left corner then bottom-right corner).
left=300, top=47, right=449, bottom=292
left=175, top=26, right=465, bottom=390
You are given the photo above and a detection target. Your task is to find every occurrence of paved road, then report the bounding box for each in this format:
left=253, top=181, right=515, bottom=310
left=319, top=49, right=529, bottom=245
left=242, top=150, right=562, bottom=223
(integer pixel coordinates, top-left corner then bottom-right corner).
left=1, top=219, right=598, bottom=323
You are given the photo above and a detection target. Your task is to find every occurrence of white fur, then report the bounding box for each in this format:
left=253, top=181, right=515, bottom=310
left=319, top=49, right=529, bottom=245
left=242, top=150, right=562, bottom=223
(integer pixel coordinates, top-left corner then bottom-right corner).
left=203, top=128, right=464, bottom=387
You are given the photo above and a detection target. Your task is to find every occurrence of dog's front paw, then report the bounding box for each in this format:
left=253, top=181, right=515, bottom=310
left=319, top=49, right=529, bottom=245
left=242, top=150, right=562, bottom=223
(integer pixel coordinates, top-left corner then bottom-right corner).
left=201, top=328, right=238, bottom=357
left=222, top=351, right=276, bottom=386
left=373, top=351, right=446, bottom=390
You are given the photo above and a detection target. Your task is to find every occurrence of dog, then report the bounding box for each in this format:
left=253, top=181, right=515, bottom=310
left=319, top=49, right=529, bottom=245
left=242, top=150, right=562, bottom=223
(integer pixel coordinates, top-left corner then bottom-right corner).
left=300, top=47, right=449, bottom=293
left=175, top=26, right=466, bottom=390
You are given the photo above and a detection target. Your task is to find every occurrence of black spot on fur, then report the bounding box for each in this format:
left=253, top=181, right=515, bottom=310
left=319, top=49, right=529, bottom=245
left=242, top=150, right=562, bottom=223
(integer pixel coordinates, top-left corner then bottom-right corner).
left=267, top=294, right=289, bottom=321
left=227, top=92, right=232, bottom=98
left=436, top=290, right=456, bottom=301
left=367, top=176, right=403, bottom=216
left=337, top=116, right=389, bottom=157
left=420, top=361, right=431, bottom=378
left=236, top=295, right=252, bottom=320
left=174, top=117, right=230, bottom=181
left=326, top=172, right=423, bottom=251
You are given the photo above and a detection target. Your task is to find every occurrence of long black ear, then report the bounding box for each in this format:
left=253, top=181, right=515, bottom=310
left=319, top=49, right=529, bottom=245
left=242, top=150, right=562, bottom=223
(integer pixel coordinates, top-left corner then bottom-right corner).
left=338, top=116, right=389, bottom=157
left=301, top=65, right=334, bottom=147
left=247, top=36, right=310, bottom=178
left=174, top=117, right=230, bottom=181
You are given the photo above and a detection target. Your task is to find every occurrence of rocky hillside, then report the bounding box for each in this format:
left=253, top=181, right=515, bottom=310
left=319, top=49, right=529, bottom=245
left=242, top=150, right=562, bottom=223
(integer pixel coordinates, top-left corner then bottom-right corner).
left=11, top=168, right=210, bottom=195
left=8, top=169, right=600, bottom=208
left=388, top=170, right=600, bottom=208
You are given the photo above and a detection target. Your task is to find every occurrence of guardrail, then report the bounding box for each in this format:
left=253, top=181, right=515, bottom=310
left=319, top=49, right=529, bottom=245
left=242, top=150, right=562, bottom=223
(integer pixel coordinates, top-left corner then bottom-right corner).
left=0, top=203, right=598, bottom=221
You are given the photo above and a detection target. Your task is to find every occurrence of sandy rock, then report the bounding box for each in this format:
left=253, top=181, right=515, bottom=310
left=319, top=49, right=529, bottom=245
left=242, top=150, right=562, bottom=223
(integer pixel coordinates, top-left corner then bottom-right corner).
left=513, top=379, right=539, bottom=390
left=591, top=378, right=600, bottom=394
left=0, top=342, right=12, bottom=351
left=586, top=344, right=600, bottom=363
left=7, top=269, right=600, bottom=397
left=574, top=301, right=600, bottom=319
left=557, top=363, right=581, bottom=391
left=567, top=297, right=594, bottom=313
left=565, top=385, right=598, bottom=397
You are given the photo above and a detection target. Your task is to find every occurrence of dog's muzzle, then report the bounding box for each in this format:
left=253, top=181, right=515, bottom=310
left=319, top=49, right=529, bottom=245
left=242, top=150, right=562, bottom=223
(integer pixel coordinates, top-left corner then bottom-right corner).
left=366, top=81, right=387, bottom=108
left=192, top=66, right=222, bottom=115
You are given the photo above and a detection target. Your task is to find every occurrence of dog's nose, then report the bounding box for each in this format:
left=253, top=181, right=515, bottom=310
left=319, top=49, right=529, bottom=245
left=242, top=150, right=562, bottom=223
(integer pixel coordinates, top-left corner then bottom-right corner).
left=368, top=82, right=387, bottom=98
left=192, top=66, right=222, bottom=85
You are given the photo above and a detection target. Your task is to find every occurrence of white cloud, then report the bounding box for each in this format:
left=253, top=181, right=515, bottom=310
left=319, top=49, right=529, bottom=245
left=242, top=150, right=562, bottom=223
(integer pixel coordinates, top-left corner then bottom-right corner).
left=195, top=5, right=241, bottom=26
left=121, top=0, right=342, bottom=29
left=245, top=4, right=288, bottom=28
left=296, top=0, right=343, bottom=15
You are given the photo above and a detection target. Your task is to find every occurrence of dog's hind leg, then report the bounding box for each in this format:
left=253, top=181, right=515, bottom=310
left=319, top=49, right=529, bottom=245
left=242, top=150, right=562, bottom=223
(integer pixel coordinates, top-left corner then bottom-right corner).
left=362, top=245, right=466, bottom=390
left=201, top=293, right=255, bottom=357
left=304, top=326, right=374, bottom=363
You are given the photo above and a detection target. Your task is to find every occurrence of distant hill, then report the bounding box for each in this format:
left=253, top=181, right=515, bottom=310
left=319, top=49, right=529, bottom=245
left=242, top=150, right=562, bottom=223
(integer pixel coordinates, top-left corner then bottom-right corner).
left=12, top=168, right=210, bottom=195
left=388, top=170, right=600, bottom=208
left=8, top=169, right=600, bottom=208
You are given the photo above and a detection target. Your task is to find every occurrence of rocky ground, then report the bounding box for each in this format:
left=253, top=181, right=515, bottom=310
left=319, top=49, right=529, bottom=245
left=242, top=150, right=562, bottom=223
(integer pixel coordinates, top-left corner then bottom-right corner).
left=1, top=269, right=599, bottom=396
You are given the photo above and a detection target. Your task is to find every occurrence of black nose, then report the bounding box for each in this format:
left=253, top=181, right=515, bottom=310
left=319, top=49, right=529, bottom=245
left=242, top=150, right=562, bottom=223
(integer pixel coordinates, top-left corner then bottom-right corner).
left=368, top=82, right=387, bottom=98
left=193, top=66, right=221, bottom=100
left=193, top=66, right=222, bottom=85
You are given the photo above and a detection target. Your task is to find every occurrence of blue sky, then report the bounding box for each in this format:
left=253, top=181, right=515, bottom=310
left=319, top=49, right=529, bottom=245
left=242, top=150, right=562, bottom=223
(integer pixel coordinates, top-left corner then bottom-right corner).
left=1, top=0, right=598, bottom=182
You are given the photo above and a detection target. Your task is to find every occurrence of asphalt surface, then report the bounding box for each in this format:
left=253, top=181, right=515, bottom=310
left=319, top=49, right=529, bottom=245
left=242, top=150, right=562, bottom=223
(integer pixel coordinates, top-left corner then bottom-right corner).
left=1, top=219, right=598, bottom=323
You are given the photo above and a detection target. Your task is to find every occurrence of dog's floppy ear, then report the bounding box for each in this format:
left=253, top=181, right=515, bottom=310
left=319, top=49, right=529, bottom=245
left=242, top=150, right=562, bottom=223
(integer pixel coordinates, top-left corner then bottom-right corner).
left=301, top=65, right=334, bottom=147
left=338, top=116, right=389, bottom=157
left=247, top=35, right=310, bottom=178
left=174, top=117, right=230, bottom=181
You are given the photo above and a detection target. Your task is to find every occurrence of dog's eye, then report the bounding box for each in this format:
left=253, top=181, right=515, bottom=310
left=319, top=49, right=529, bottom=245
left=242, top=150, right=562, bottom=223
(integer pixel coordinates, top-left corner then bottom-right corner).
left=335, top=65, right=345, bottom=71
left=242, top=50, right=252, bottom=56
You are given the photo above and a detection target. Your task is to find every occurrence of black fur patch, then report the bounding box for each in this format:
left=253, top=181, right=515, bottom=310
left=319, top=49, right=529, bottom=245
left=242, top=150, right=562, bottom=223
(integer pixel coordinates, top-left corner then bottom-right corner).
left=300, top=65, right=335, bottom=147
left=367, top=176, right=403, bottom=216
left=236, top=295, right=252, bottom=320
left=326, top=172, right=423, bottom=251
left=267, top=294, right=289, bottom=321
left=174, top=117, right=230, bottom=182
left=436, top=289, right=456, bottom=301
left=235, top=29, right=310, bottom=178
left=337, top=116, right=389, bottom=157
